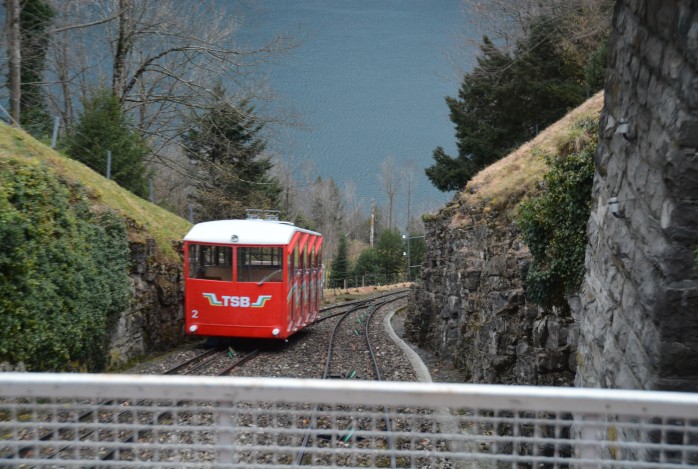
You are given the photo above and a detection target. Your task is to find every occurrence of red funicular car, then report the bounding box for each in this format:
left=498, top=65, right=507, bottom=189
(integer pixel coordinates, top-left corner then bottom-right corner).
left=183, top=211, right=323, bottom=339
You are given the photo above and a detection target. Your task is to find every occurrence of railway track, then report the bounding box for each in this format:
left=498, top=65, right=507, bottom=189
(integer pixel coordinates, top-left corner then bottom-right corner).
left=4, top=291, right=412, bottom=466
left=294, top=292, right=407, bottom=466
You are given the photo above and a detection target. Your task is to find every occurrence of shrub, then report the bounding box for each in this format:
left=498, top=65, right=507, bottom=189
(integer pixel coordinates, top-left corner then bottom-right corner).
left=517, top=119, right=597, bottom=309
left=0, top=157, right=130, bottom=371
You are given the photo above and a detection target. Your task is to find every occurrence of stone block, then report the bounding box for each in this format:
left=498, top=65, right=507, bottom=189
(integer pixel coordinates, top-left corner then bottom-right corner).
left=625, top=333, right=651, bottom=385
left=658, top=283, right=698, bottom=340
left=644, top=35, right=665, bottom=76
left=665, top=149, right=698, bottom=198
left=616, top=362, right=643, bottom=389
left=670, top=201, right=698, bottom=242
left=659, top=341, right=698, bottom=379
left=611, top=311, right=629, bottom=352
left=532, top=317, right=547, bottom=348
left=546, top=319, right=561, bottom=349
left=464, top=269, right=481, bottom=290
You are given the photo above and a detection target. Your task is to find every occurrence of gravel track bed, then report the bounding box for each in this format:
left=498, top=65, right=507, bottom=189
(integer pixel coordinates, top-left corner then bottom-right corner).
left=112, top=291, right=461, bottom=467
left=2, top=292, right=462, bottom=467
left=128, top=341, right=211, bottom=375
left=224, top=295, right=414, bottom=381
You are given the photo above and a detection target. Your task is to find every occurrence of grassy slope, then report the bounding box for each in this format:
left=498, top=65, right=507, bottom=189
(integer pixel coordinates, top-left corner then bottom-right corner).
left=450, top=91, right=604, bottom=223
left=0, top=124, right=191, bottom=260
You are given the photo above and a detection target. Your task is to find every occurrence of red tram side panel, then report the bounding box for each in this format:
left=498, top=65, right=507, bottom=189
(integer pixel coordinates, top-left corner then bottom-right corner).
left=183, top=219, right=322, bottom=339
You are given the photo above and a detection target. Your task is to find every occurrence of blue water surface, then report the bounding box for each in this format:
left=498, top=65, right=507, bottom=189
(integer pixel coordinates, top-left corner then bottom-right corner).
left=235, top=0, right=476, bottom=224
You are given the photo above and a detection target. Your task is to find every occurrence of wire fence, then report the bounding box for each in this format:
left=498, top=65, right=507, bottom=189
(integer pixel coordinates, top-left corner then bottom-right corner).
left=1, top=373, right=697, bottom=468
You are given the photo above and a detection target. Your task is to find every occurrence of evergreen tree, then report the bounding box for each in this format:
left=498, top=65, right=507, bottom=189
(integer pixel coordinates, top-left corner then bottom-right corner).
left=183, top=85, right=281, bottom=221
left=426, top=17, right=587, bottom=192
left=18, top=0, right=54, bottom=138
left=376, top=229, right=404, bottom=278
left=329, top=235, right=350, bottom=287
left=584, top=38, right=610, bottom=92
left=63, top=90, right=150, bottom=197
left=352, top=247, right=381, bottom=278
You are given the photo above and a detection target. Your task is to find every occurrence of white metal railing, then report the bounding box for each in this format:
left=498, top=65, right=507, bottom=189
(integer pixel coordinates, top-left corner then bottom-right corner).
left=1, top=372, right=697, bottom=468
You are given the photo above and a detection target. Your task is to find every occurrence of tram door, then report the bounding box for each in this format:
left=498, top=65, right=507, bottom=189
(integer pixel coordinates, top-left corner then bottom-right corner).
left=294, top=242, right=302, bottom=330
left=315, top=243, right=323, bottom=314
left=309, top=244, right=315, bottom=323
left=299, top=233, right=309, bottom=328
left=287, top=244, right=297, bottom=333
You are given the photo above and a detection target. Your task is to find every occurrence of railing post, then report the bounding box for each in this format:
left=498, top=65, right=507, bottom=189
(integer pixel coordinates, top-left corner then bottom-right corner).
left=50, top=116, right=60, bottom=148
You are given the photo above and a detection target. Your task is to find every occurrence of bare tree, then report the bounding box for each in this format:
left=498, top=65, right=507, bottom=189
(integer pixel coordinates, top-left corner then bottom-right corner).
left=401, top=159, right=416, bottom=233
left=379, top=155, right=401, bottom=231
left=452, top=0, right=613, bottom=77
left=464, top=0, right=611, bottom=47
left=45, top=1, right=291, bottom=147
left=309, top=176, right=344, bottom=265
left=342, top=179, right=365, bottom=240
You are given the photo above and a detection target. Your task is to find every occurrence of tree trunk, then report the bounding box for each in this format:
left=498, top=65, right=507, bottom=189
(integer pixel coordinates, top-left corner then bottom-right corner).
left=6, top=0, right=21, bottom=125
left=112, top=0, right=132, bottom=98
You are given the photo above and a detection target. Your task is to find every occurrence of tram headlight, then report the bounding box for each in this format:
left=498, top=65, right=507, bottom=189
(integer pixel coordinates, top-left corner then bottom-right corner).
left=272, top=328, right=280, bottom=336
left=189, top=325, right=198, bottom=333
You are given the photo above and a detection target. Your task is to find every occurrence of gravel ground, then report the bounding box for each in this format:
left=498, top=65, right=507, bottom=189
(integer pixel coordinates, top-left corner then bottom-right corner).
left=127, top=293, right=463, bottom=385
left=220, top=296, right=419, bottom=382
left=389, top=309, right=464, bottom=384
left=4, top=294, right=464, bottom=468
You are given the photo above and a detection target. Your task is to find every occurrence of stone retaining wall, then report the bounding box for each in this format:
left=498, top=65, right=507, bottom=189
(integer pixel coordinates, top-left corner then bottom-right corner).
left=405, top=203, right=577, bottom=386
left=572, top=0, right=698, bottom=391
left=108, top=237, right=186, bottom=369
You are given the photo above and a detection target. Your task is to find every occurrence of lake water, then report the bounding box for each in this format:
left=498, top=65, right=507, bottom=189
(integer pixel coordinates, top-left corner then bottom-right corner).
left=234, top=0, right=477, bottom=226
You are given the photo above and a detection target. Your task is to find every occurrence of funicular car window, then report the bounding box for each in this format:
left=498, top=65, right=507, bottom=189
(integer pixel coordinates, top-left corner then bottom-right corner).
left=237, top=247, right=283, bottom=283
left=188, top=244, right=232, bottom=281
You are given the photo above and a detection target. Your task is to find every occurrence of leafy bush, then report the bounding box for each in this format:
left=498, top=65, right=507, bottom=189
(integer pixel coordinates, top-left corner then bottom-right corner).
left=0, top=157, right=130, bottom=371
left=517, top=119, right=597, bottom=309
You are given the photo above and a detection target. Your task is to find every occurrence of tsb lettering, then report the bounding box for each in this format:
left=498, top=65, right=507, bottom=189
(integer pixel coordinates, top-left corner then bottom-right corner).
left=222, top=296, right=250, bottom=307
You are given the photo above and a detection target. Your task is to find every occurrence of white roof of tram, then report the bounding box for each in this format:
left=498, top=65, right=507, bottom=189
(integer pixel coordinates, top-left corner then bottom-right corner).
left=184, top=219, right=321, bottom=245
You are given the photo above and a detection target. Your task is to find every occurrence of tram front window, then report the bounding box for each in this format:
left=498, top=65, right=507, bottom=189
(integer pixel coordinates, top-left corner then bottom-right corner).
left=238, top=247, right=283, bottom=283
left=188, top=244, right=232, bottom=281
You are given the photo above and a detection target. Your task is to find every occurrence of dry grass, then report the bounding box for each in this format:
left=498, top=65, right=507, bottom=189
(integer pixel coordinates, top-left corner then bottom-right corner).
left=323, top=282, right=411, bottom=304
left=0, top=124, right=191, bottom=260
left=457, top=91, right=604, bottom=220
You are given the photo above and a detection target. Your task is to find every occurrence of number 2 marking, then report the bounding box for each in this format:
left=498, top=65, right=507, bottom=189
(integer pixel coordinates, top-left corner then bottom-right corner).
left=192, top=310, right=199, bottom=319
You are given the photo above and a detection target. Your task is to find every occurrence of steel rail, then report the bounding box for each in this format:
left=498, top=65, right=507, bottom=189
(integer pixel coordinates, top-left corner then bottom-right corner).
left=293, top=294, right=407, bottom=465
left=364, top=295, right=407, bottom=469
left=294, top=301, right=372, bottom=465
left=164, top=346, right=224, bottom=375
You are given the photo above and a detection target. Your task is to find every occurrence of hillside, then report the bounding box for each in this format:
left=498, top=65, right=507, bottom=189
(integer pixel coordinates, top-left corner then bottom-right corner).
left=455, top=91, right=604, bottom=220
left=406, top=91, right=604, bottom=386
left=0, top=124, right=191, bottom=260
left=0, top=124, right=191, bottom=371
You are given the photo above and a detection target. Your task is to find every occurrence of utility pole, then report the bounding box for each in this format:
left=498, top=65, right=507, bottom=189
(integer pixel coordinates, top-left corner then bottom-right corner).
left=369, top=199, right=375, bottom=247
left=406, top=172, right=412, bottom=233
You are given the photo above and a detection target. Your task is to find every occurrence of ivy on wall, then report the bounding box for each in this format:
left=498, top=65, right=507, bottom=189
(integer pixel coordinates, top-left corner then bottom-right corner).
left=0, top=157, right=130, bottom=371
left=517, top=118, right=597, bottom=310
